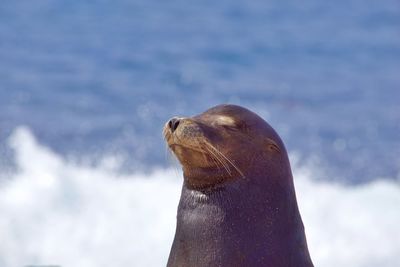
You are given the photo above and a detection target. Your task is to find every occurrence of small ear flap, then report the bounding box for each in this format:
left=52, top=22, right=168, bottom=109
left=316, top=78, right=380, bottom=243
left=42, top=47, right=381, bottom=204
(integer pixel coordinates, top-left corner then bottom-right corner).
left=266, top=138, right=281, bottom=153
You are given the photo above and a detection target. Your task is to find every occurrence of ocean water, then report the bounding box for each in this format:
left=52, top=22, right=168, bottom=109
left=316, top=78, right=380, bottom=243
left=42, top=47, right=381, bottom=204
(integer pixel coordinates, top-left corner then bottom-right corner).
left=0, top=0, right=400, bottom=266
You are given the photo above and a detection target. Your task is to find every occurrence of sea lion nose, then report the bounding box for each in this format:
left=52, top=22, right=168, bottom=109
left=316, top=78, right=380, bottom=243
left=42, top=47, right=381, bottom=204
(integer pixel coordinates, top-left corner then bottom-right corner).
left=168, top=117, right=181, bottom=133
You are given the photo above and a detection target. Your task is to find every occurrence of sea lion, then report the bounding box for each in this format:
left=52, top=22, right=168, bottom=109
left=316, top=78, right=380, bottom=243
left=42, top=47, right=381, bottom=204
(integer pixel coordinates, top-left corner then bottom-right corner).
left=163, top=104, right=313, bottom=267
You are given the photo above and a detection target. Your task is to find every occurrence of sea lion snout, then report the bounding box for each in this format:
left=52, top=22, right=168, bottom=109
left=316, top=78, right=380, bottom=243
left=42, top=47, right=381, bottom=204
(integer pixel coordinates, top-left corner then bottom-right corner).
left=165, top=117, right=202, bottom=138
left=168, top=117, right=181, bottom=133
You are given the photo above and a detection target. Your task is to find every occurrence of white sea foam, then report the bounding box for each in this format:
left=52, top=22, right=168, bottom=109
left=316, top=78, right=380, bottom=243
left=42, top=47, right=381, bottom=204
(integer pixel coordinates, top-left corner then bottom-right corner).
left=0, top=127, right=399, bottom=267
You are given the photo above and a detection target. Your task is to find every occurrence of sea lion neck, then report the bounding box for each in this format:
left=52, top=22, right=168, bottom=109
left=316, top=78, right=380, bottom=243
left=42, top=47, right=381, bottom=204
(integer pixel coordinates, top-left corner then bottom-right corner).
left=182, top=164, right=245, bottom=190
left=169, top=174, right=312, bottom=267
left=180, top=171, right=293, bottom=209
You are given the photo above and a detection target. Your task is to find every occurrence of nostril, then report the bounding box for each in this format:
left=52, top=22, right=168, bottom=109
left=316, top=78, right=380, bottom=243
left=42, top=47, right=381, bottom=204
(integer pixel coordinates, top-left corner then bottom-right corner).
left=169, top=117, right=180, bottom=132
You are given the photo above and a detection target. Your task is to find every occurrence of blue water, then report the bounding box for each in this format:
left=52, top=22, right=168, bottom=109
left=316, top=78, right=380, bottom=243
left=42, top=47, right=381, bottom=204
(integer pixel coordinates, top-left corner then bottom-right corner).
left=1, top=0, right=399, bottom=182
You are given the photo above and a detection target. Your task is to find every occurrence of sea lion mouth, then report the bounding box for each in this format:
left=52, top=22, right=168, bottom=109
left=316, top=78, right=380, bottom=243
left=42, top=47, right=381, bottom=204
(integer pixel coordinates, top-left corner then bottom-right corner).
left=168, top=143, right=209, bottom=156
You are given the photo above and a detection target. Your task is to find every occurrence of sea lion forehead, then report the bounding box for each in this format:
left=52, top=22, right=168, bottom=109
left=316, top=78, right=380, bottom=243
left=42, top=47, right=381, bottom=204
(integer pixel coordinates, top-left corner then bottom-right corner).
left=201, top=105, right=283, bottom=144
left=199, top=104, right=257, bottom=121
left=199, top=104, right=266, bottom=126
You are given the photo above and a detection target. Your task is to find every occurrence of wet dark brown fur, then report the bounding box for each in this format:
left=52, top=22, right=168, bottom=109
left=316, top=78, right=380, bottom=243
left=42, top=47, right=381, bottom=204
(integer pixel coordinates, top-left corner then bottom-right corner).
left=163, top=104, right=313, bottom=267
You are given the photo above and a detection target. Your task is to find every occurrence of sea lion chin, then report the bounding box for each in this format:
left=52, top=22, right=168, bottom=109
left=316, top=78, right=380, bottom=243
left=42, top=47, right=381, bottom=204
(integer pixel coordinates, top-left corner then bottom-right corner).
left=163, top=104, right=314, bottom=267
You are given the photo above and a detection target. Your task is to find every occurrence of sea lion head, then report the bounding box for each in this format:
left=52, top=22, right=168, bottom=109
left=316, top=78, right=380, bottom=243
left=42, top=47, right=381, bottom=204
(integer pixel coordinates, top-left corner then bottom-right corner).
left=163, top=104, right=290, bottom=190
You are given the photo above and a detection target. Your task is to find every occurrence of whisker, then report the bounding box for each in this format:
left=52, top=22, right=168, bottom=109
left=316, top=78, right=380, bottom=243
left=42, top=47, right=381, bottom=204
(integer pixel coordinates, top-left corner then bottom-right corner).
left=165, top=143, right=175, bottom=165
left=191, top=140, right=223, bottom=170
left=198, top=139, right=231, bottom=173
left=209, top=148, right=232, bottom=176
left=204, top=140, right=245, bottom=178
left=204, top=146, right=232, bottom=176
left=191, top=139, right=231, bottom=176
left=202, top=141, right=232, bottom=176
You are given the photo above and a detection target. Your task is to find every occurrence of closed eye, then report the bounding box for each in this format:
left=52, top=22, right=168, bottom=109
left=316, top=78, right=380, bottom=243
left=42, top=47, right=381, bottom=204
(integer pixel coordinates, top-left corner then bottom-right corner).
left=220, top=124, right=238, bottom=131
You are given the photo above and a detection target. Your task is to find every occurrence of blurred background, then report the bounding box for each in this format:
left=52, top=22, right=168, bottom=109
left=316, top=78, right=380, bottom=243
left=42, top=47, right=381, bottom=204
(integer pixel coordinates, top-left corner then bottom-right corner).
left=0, top=0, right=399, bottom=266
